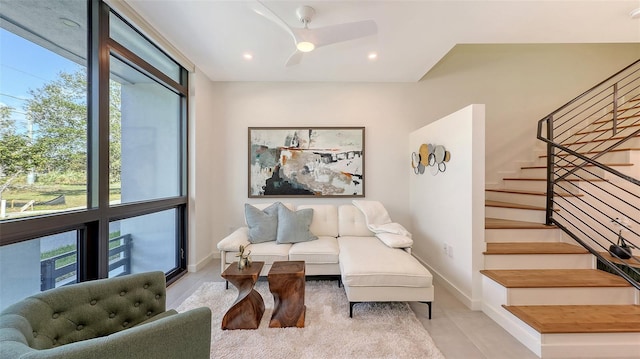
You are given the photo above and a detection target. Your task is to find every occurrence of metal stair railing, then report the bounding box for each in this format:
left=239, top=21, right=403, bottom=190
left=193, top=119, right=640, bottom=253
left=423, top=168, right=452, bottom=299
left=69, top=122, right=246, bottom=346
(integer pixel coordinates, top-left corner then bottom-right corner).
left=537, top=59, right=640, bottom=290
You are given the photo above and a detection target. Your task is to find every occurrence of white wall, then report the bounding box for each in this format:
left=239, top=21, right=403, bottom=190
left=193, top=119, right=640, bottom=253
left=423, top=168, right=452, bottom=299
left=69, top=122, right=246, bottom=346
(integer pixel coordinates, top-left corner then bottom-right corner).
left=188, top=69, right=221, bottom=271
left=409, top=105, right=486, bottom=309
left=189, top=44, right=639, bottom=290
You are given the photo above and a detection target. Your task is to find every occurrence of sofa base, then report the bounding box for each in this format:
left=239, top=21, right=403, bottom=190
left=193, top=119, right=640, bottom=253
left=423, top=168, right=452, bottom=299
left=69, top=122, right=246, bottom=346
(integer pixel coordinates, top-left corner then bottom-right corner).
left=349, top=301, right=432, bottom=319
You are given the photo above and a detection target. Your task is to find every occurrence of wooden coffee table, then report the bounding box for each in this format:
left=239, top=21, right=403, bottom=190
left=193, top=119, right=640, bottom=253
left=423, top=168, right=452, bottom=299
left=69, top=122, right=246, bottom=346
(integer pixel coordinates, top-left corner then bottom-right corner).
left=268, top=261, right=306, bottom=328
left=220, top=261, right=265, bottom=330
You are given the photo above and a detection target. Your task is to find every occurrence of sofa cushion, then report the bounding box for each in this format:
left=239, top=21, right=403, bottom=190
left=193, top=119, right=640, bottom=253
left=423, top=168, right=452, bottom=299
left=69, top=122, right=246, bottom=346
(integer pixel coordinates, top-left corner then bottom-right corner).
left=276, top=204, right=318, bottom=244
left=245, top=203, right=279, bottom=243
left=338, top=236, right=432, bottom=288
left=297, top=205, right=339, bottom=237
left=338, top=205, right=375, bottom=237
left=246, top=241, right=291, bottom=264
left=289, top=236, right=340, bottom=264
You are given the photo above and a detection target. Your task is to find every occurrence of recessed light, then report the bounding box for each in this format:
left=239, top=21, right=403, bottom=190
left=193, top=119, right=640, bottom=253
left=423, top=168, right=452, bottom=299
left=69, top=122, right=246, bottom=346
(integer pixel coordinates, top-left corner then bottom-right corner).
left=631, top=8, right=640, bottom=19
left=243, top=53, right=253, bottom=60
left=368, top=52, right=378, bottom=60
left=60, top=17, right=80, bottom=28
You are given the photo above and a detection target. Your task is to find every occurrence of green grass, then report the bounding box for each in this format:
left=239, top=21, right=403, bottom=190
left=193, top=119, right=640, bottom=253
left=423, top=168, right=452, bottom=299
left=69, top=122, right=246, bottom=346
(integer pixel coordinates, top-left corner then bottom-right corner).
left=2, top=183, right=121, bottom=214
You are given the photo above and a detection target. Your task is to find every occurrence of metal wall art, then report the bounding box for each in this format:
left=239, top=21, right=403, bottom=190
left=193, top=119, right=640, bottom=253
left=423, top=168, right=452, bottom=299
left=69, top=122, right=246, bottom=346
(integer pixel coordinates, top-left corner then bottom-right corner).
left=411, top=143, right=451, bottom=175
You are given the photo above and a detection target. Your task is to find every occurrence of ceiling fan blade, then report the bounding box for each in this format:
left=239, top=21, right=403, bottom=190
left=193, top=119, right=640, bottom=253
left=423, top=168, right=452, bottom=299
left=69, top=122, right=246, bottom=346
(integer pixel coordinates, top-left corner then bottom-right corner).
left=285, top=50, right=304, bottom=67
left=251, top=1, right=297, bottom=43
left=304, top=20, right=377, bottom=48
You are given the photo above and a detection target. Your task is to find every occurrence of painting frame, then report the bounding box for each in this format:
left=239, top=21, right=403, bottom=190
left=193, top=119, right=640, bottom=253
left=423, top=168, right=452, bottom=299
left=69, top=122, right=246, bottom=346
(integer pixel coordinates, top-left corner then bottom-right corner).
left=248, top=127, right=365, bottom=198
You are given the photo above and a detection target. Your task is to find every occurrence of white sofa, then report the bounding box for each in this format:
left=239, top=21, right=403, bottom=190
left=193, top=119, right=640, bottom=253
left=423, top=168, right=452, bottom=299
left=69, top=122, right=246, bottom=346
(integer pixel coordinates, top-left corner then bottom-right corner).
left=217, top=203, right=434, bottom=318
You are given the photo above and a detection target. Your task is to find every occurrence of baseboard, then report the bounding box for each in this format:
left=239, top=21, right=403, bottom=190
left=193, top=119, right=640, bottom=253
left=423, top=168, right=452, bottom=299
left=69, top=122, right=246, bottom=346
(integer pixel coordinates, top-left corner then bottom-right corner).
left=481, top=301, right=541, bottom=357
left=187, top=252, right=217, bottom=272
left=413, top=255, right=481, bottom=310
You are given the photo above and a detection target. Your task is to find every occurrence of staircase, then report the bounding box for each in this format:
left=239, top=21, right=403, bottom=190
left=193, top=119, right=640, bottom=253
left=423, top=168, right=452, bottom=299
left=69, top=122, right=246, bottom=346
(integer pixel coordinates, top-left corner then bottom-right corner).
left=481, top=61, right=640, bottom=358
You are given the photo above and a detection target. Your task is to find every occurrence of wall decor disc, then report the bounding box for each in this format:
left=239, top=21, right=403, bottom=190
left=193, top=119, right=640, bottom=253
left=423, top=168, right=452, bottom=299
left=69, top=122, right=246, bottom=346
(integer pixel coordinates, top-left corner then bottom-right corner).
left=434, top=145, right=445, bottom=163
left=419, top=144, right=429, bottom=166
left=430, top=163, right=439, bottom=175
left=411, top=152, right=419, bottom=169
left=444, top=151, right=451, bottom=162
left=418, top=163, right=425, bottom=174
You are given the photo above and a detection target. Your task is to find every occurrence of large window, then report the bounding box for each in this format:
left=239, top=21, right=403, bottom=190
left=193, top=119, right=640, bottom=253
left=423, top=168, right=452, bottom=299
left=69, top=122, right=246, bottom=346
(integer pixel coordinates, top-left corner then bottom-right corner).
left=0, top=0, right=188, bottom=311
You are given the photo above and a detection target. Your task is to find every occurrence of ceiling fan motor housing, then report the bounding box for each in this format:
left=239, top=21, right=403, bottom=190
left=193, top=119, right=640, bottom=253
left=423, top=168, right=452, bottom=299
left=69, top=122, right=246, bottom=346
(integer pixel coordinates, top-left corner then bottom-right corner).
left=296, top=5, right=315, bottom=26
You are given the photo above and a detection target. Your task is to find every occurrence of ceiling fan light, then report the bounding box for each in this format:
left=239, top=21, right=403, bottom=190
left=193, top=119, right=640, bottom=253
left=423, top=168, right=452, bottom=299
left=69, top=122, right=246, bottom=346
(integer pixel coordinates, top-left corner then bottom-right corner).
left=296, top=41, right=315, bottom=52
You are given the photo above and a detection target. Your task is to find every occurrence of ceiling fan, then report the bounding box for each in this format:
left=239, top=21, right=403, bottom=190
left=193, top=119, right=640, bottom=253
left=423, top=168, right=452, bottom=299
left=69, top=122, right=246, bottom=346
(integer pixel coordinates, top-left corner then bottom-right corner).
left=252, top=1, right=378, bottom=67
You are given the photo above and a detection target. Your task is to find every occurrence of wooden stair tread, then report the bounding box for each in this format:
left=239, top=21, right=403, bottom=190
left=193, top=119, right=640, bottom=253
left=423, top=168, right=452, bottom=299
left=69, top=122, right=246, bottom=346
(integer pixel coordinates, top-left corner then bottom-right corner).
left=563, top=133, right=640, bottom=146
left=485, top=218, right=556, bottom=229
left=502, top=177, right=607, bottom=182
left=576, top=123, right=640, bottom=135
left=480, top=269, right=632, bottom=288
left=598, top=252, right=640, bottom=266
left=484, top=242, right=588, bottom=255
left=503, top=305, right=640, bottom=334
left=485, top=200, right=546, bottom=211
left=485, top=188, right=580, bottom=197
left=521, top=163, right=633, bottom=169
left=539, top=147, right=640, bottom=159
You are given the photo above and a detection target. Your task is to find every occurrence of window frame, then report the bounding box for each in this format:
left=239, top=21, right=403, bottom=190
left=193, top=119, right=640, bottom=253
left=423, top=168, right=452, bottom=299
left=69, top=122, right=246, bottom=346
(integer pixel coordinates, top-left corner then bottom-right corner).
left=0, top=0, right=188, bottom=285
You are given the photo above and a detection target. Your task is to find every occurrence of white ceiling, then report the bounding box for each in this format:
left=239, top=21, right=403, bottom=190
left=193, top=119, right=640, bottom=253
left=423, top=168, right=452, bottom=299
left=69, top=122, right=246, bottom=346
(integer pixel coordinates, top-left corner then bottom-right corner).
left=124, top=0, right=640, bottom=82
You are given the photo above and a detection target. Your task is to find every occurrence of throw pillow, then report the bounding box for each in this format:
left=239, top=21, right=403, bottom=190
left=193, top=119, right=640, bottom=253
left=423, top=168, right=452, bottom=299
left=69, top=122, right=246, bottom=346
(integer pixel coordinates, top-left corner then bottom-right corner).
left=276, top=203, right=318, bottom=244
left=376, top=233, right=413, bottom=248
left=245, top=202, right=279, bottom=243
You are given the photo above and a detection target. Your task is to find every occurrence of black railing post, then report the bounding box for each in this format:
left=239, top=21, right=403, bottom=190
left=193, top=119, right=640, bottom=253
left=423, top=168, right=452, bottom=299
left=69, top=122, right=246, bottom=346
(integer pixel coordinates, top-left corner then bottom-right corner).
left=124, top=234, right=132, bottom=275
left=545, top=115, right=555, bottom=225
left=612, top=83, right=618, bottom=136
left=41, top=259, right=55, bottom=291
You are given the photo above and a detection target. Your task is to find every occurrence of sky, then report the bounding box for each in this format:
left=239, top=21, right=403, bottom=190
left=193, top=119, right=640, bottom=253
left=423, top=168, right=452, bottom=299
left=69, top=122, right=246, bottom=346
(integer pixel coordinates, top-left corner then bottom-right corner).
left=0, top=28, right=82, bottom=132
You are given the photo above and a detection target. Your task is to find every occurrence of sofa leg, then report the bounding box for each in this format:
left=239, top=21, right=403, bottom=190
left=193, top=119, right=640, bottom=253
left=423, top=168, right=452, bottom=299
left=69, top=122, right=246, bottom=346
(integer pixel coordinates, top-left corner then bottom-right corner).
left=338, top=279, right=342, bottom=288
left=419, top=301, right=432, bottom=319
left=349, top=302, right=360, bottom=318
left=225, top=281, right=228, bottom=290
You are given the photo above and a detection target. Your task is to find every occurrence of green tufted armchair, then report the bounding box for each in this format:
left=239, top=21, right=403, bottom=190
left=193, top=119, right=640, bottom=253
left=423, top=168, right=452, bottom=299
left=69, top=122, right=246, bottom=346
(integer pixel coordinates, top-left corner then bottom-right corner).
left=0, top=271, right=212, bottom=359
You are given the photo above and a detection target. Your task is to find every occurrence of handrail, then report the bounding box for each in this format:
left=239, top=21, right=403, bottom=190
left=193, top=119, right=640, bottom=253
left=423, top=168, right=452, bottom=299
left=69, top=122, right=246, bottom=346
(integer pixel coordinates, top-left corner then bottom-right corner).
left=537, top=59, right=640, bottom=290
left=41, top=234, right=132, bottom=290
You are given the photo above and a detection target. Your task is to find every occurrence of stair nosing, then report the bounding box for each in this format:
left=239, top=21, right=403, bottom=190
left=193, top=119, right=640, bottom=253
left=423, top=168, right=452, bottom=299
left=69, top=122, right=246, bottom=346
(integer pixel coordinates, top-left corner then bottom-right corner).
left=480, top=269, right=632, bottom=288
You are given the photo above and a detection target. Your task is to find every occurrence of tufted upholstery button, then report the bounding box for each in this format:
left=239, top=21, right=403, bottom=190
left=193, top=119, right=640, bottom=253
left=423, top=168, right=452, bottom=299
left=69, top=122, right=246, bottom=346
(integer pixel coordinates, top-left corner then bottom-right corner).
left=109, top=312, right=116, bottom=318
left=77, top=324, right=84, bottom=330
left=90, top=299, right=97, bottom=305
left=52, top=338, right=57, bottom=345
left=122, top=321, right=129, bottom=327
left=33, top=331, right=37, bottom=338
left=52, top=313, right=59, bottom=319
left=134, top=302, right=140, bottom=307
left=155, top=294, right=161, bottom=299
left=143, top=284, right=149, bottom=289
left=120, top=291, right=126, bottom=296
left=146, top=311, right=152, bottom=316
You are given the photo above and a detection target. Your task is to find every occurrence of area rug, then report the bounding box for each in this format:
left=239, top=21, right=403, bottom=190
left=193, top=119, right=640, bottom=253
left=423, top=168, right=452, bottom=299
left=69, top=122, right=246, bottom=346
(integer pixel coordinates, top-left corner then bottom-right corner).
left=176, top=280, right=445, bottom=359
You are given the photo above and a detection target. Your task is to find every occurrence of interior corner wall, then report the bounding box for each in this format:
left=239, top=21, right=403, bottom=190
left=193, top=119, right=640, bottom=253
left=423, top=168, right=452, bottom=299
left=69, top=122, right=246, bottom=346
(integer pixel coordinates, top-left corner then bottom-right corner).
left=193, top=43, right=638, bottom=269
left=409, top=105, right=485, bottom=309
left=188, top=68, right=221, bottom=271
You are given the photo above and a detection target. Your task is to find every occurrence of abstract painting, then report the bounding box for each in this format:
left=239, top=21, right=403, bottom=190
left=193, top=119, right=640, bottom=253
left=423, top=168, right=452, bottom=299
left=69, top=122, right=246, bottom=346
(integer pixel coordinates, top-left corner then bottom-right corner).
left=248, top=127, right=365, bottom=197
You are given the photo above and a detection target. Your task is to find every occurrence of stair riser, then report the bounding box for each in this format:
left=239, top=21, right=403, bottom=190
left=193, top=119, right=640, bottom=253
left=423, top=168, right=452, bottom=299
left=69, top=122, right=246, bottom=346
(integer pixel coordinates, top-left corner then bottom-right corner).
left=564, top=136, right=640, bottom=152
left=505, top=287, right=636, bottom=306
left=501, top=179, right=583, bottom=194
left=541, top=333, right=640, bottom=359
left=485, top=228, right=562, bottom=243
left=538, top=149, right=638, bottom=166
left=573, top=125, right=640, bottom=141
left=485, top=206, right=546, bottom=223
left=519, top=166, right=637, bottom=182
left=484, top=254, right=592, bottom=270
left=486, top=191, right=547, bottom=208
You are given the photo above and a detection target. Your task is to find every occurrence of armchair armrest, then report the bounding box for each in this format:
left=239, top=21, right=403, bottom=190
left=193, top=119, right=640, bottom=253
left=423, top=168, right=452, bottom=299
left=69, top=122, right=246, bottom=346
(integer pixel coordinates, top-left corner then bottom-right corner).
left=217, top=227, right=250, bottom=252
left=13, top=307, right=212, bottom=359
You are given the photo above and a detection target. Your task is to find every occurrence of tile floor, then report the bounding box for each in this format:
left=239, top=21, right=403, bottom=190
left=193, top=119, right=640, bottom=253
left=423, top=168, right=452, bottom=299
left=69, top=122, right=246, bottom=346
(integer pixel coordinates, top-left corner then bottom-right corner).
left=166, top=259, right=540, bottom=359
